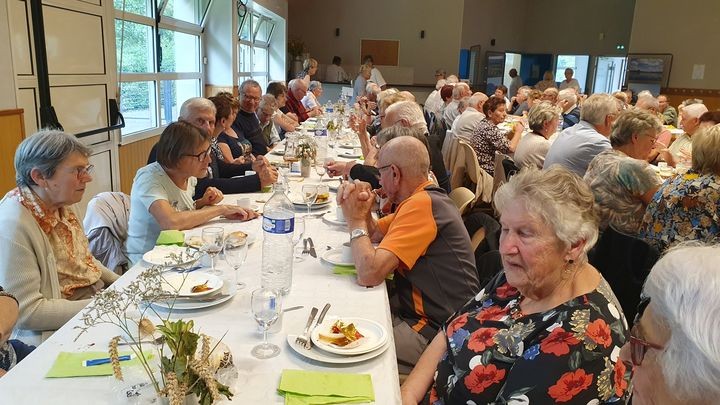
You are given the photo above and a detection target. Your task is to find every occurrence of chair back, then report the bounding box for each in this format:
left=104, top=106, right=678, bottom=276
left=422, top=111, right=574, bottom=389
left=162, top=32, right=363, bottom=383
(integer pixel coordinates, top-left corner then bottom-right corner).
left=441, top=129, right=455, bottom=168
left=83, top=192, right=131, bottom=274
left=492, top=151, right=519, bottom=197
left=448, top=186, right=475, bottom=215
left=588, top=225, right=660, bottom=321
left=455, top=140, right=493, bottom=204
left=463, top=211, right=502, bottom=286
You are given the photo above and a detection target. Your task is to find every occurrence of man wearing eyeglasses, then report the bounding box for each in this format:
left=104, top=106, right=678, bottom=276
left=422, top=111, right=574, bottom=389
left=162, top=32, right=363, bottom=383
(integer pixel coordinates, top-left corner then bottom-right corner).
left=231, top=80, right=270, bottom=156
left=336, top=136, right=479, bottom=374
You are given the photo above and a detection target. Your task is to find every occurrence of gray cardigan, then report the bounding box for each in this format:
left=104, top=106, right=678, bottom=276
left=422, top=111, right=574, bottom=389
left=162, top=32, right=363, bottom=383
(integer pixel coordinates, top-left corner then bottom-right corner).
left=0, top=195, right=119, bottom=345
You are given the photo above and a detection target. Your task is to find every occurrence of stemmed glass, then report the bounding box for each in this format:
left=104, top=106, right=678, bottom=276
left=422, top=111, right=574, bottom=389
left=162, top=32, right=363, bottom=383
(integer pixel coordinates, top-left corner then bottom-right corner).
left=201, top=227, right=224, bottom=275
left=224, top=237, right=248, bottom=289
left=301, top=184, right=318, bottom=216
left=292, top=216, right=306, bottom=262
left=250, top=288, right=283, bottom=359
left=315, top=160, right=327, bottom=183
left=283, top=134, right=299, bottom=182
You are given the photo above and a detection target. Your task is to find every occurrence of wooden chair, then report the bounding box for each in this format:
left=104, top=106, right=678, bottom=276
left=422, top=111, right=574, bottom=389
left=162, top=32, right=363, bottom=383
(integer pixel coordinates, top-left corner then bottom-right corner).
left=457, top=140, right=493, bottom=204
left=448, top=186, right=475, bottom=216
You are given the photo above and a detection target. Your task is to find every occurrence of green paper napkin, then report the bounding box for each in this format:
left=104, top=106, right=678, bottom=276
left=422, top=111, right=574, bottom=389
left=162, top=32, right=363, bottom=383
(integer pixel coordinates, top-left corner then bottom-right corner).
left=278, top=369, right=375, bottom=405
left=333, top=266, right=393, bottom=281
left=156, top=230, right=185, bottom=246
left=46, top=351, right=153, bottom=378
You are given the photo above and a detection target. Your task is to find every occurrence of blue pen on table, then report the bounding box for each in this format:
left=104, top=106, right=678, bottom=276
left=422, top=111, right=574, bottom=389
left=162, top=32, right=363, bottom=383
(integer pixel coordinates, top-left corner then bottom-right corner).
left=83, top=354, right=134, bottom=367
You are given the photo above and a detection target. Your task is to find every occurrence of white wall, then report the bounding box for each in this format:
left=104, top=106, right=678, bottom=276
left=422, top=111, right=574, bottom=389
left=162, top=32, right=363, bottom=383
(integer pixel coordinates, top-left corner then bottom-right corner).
left=0, top=1, right=17, bottom=110
left=288, top=0, right=464, bottom=85
left=630, top=0, right=720, bottom=89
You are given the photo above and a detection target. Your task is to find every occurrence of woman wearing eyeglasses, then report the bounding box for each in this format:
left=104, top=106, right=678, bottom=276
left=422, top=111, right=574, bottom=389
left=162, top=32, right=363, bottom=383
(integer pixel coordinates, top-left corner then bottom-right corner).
left=0, top=130, right=119, bottom=345
left=619, top=244, right=720, bottom=404
left=126, top=121, right=258, bottom=264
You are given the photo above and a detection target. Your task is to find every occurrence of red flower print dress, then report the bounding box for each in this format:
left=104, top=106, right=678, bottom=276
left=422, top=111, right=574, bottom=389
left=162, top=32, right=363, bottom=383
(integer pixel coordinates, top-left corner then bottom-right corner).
left=431, top=272, right=631, bottom=404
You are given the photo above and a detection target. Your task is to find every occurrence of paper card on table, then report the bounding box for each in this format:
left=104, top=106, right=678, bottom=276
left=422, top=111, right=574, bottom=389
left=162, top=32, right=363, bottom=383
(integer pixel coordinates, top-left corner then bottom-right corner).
left=46, top=351, right=153, bottom=378
left=156, top=230, right=185, bottom=246
left=278, top=369, right=374, bottom=405
left=333, top=266, right=393, bottom=280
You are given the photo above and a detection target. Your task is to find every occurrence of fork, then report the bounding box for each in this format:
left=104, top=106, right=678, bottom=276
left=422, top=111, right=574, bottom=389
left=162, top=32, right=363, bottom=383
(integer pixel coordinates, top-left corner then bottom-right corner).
left=295, top=307, right=318, bottom=350
left=301, top=238, right=310, bottom=256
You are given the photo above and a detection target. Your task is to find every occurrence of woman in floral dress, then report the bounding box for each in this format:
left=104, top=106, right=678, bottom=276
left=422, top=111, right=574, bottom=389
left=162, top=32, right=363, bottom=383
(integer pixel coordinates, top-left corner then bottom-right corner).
left=401, top=167, right=631, bottom=404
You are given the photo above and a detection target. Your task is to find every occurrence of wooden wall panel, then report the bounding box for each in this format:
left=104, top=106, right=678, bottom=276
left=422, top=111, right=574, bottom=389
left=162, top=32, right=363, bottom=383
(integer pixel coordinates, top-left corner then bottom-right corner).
left=661, top=88, right=720, bottom=111
left=118, top=135, right=159, bottom=195
left=0, top=109, right=25, bottom=194
left=360, top=40, right=399, bottom=66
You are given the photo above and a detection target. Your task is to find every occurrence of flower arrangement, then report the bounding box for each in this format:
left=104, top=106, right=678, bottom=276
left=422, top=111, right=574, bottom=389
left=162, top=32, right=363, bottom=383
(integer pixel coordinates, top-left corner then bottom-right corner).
left=75, top=266, right=234, bottom=405
left=296, top=134, right=317, bottom=163
left=287, top=38, right=306, bottom=60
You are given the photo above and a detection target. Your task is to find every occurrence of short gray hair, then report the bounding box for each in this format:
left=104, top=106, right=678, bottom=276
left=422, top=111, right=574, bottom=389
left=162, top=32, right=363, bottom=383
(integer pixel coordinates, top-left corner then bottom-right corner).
left=528, top=102, right=561, bottom=133
left=580, top=93, right=620, bottom=126
left=610, top=109, right=662, bottom=148
left=452, top=83, right=469, bottom=99
left=239, top=79, right=261, bottom=95
left=494, top=166, right=599, bottom=255
left=642, top=244, right=720, bottom=401
left=385, top=100, right=427, bottom=131
left=517, top=86, right=531, bottom=97
left=457, top=97, right=470, bottom=111
left=366, top=82, right=381, bottom=95
left=435, top=79, right=447, bottom=90
left=179, top=97, right=215, bottom=120
left=683, top=103, right=708, bottom=119
left=15, top=129, right=91, bottom=186
left=309, top=81, right=322, bottom=92
left=258, top=94, right=278, bottom=114
left=635, top=95, right=659, bottom=111
left=558, top=88, right=578, bottom=105
left=469, top=92, right=488, bottom=109
left=692, top=124, right=720, bottom=175
left=288, top=78, right=306, bottom=91
left=446, top=75, right=459, bottom=84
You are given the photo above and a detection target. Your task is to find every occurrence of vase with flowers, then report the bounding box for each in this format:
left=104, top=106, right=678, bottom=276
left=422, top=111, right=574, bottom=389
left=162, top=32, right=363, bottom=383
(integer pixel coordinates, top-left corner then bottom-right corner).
left=75, top=265, right=235, bottom=405
left=296, top=135, right=317, bottom=177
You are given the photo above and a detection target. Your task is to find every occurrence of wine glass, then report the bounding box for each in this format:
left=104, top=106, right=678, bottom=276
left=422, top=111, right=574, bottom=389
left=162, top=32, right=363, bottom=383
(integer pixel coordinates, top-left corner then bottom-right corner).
left=201, top=227, right=224, bottom=275
left=301, top=184, right=318, bottom=216
left=250, top=288, right=283, bottom=359
left=224, top=237, right=248, bottom=289
left=292, top=216, right=306, bottom=262
left=315, top=160, right=326, bottom=183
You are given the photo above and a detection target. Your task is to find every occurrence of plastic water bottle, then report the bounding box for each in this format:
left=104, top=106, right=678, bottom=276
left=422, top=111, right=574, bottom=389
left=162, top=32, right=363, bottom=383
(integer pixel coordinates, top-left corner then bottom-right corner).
left=261, top=182, right=295, bottom=295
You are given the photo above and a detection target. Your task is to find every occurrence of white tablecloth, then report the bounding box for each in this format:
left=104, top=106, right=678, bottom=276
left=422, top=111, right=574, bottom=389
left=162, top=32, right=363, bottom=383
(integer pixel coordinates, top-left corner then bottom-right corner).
left=0, top=167, right=401, bottom=404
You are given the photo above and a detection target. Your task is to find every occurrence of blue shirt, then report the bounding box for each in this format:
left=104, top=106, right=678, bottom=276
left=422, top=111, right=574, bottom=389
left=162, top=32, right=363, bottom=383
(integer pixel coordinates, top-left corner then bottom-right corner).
left=543, top=120, right=611, bottom=176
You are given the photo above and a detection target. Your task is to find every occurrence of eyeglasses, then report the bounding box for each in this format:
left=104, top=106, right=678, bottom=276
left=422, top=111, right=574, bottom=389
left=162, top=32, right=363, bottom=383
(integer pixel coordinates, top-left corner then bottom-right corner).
left=377, top=164, right=393, bottom=174
left=184, top=147, right=212, bottom=161
left=242, top=93, right=260, bottom=102
left=71, top=164, right=94, bottom=178
left=629, top=297, right=664, bottom=366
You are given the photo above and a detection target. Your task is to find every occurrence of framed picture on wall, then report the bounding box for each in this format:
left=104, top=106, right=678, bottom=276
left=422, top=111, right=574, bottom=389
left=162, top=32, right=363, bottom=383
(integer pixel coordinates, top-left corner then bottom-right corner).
left=625, top=53, right=673, bottom=87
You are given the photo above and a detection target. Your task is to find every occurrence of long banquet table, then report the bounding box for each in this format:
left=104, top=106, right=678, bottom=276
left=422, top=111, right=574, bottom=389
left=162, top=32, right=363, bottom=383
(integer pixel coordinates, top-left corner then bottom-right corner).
left=0, top=152, right=402, bottom=404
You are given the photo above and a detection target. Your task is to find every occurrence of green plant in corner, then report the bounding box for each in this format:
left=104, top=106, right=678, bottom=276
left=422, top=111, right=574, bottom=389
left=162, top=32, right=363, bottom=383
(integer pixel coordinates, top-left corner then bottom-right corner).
left=287, top=38, right=306, bottom=60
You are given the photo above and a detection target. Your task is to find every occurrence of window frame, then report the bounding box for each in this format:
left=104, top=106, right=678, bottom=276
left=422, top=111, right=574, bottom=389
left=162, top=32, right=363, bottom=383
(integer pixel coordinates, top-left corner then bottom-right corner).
left=114, top=0, right=204, bottom=144
left=236, top=7, right=273, bottom=90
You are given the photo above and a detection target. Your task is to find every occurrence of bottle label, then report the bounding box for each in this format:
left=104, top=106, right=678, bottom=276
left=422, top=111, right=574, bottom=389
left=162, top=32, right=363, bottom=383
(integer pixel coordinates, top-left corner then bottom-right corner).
left=315, top=129, right=327, bottom=137
left=263, top=217, right=294, bottom=234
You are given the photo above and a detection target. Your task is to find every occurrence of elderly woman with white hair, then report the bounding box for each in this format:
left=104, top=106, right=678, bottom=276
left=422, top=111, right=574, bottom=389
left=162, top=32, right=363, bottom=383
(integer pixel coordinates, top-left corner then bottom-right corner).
left=0, top=130, right=119, bottom=344
left=619, top=244, right=720, bottom=404
left=401, top=167, right=630, bottom=404
left=584, top=109, right=663, bottom=234
left=558, top=88, right=581, bottom=129
left=639, top=124, right=720, bottom=252
left=513, top=101, right=561, bottom=169
left=296, top=57, right=317, bottom=85
left=353, top=64, right=372, bottom=102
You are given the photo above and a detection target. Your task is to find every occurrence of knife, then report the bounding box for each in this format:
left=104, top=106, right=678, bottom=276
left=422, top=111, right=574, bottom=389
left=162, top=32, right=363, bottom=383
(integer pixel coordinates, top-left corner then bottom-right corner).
left=315, top=303, right=331, bottom=328
left=307, top=237, right=317, bottom=258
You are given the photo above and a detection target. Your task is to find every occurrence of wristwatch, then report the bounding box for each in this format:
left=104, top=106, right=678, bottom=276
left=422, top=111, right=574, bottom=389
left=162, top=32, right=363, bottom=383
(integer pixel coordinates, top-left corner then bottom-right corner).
left=349, top=228, right=369, bottom=242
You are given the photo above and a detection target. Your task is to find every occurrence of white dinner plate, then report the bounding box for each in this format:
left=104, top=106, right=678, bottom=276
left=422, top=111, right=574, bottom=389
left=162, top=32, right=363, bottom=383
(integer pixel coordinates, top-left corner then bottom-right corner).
left=286, top=335, right=390, bottom=364
left=322, top=212, right=347, bottom=226
left=161, top=271, right=224, bottom=297
left=291, top=200, right=332, bottom=210
left=149, top=288, right=236, bottom=311
left=185, top=231, right=257, bottom=250
left=270, top=148, right=286, bottom=155
left=321, top=248, right=353, bottom=267
left=338, top=142, right=359, bottom=149
left=142, top=245, right=199, bottom=267
left=311, top=317, right=389, bottom=355
left=337, top=151, right=362, bottom=159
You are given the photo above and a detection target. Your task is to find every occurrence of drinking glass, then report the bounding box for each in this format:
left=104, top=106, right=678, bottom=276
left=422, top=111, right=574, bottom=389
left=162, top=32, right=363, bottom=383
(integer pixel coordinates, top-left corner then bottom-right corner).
left=250, top=288, right=283, bottom=359
left=301, top=184, right=319, bottom=215
left=201, top=227, right=224, bottom=275
left=315, top=160, right=327, bottom=183
left=292, top=216, right=306, bottom=262
left=224, top=237, right=248, bottom=289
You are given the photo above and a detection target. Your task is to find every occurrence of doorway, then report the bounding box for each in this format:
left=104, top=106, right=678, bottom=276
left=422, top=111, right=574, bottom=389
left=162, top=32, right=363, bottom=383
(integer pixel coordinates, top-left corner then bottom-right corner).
left=593, top=56, right=627, bottom=94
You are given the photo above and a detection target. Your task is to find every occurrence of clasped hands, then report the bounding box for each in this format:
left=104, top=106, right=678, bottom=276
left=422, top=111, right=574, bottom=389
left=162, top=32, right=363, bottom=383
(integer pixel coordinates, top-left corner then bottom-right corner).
left=336, top=180, right=375, bottom=226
